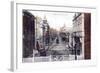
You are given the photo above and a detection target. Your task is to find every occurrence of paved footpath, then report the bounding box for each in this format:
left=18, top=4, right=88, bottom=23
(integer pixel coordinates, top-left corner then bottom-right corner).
left=50, top=36, right=68, bottom=51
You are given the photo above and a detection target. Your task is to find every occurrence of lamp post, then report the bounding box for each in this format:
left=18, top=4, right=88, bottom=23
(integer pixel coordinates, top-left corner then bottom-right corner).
left=42, top=25, right=45, bottom=50
left=66, top=32, right=70, bottom=44
left=73, top=32, right=77, bottom=60
left=47, top=25, right=50, bottom=49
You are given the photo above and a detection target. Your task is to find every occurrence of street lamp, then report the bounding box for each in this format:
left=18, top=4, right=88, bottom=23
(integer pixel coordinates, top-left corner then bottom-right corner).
left=47, top=25, right=50, bottom=49
left=73, top=32, right=77, bottom=60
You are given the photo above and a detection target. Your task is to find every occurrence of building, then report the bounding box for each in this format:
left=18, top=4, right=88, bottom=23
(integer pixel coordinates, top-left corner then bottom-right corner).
left=59, top=24, right=70, bottom=43
left=72, top=13, right=84, bottom=59
left=23, top=10, right=35, bottom=58
left=73, top=13, right=91, bottom=59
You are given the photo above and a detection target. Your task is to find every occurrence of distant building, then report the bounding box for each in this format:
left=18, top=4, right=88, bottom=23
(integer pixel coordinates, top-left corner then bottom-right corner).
left=59, top=24, right=71, bottom=43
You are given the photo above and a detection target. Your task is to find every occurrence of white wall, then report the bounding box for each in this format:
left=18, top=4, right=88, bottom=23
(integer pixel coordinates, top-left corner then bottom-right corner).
left=0, top=0, right=100, bottom=73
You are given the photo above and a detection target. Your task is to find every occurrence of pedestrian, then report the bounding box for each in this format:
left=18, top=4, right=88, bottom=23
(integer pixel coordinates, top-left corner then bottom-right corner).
left=56, top=38, right=59, bottom=44
left=36, top=41, right=40, bottom=52
left=74, top=36, right=81, bottom=55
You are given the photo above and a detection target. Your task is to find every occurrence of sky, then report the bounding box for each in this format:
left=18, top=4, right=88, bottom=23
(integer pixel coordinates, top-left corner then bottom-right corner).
left=29, top=10, right=75, bottom=31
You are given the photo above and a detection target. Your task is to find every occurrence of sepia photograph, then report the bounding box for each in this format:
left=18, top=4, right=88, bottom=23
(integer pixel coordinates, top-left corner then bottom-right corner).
left=22, top=9, right=91, bottom=62
left=11, top=1, right=97, bottom=71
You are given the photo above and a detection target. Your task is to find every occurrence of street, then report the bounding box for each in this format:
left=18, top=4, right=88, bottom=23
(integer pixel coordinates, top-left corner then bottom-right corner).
left=23, top=35, right=83, bottom=62
left=50, top=35, right=67, bottom=50
left=48, top=35, right=70, bottom=61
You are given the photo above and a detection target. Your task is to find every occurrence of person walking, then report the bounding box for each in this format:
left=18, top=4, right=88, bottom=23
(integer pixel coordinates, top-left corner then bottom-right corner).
left=74, top=36, right=81, bottom=55
left=56, top=37, right=59, bottom=44
left=36, top=41, right=40, bottom=52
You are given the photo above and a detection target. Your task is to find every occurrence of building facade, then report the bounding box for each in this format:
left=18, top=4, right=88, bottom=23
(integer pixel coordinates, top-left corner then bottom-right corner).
left=23, top=10, right=35, bottom=58
left=73, top=13, right=91, bottom=59
left=73, top=13, right=84, bottom=58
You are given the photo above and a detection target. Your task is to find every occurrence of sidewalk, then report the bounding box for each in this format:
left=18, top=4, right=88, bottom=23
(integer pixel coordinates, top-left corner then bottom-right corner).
left=68, top=54, right=84, bottom=60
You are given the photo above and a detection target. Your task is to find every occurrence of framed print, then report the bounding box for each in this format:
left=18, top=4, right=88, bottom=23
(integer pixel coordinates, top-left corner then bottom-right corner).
left=11, top=1, right=97, bottom=71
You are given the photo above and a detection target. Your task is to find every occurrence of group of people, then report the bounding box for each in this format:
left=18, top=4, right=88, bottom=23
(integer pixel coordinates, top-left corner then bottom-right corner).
left=35, top=41, right=46, bottom=56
